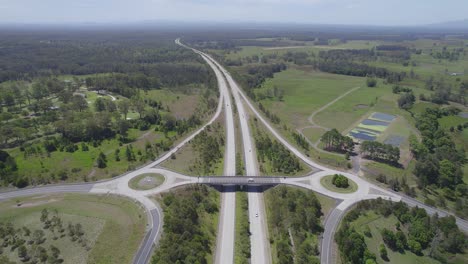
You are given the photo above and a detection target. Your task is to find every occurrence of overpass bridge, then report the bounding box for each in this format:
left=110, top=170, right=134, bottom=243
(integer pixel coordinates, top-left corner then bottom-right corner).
left=198, top=176, right=284, bottom=186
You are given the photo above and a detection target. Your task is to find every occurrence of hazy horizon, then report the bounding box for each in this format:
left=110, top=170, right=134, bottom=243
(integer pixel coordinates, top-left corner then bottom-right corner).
left=0, top=0, right=467, bottom=27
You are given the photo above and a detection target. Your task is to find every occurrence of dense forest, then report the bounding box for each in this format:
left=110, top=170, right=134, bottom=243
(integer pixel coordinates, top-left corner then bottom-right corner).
left=336, top=198, right=467, bottom=264
left=152, top=185, right=219, bottom=264
left=265, top=186, right=323, bottom=264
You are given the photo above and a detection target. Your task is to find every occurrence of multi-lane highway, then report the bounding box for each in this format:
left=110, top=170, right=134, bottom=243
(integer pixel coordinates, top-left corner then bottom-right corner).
left=208, top=46, right=237, bottom=263
left=1, top=38, right=468, bottom=264
left=186, top=42, right=468, bottom=264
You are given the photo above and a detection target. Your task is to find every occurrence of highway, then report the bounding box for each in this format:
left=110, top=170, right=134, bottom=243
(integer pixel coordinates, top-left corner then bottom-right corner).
left=211, top=58, right=271, bottom=263
left=209, top=45, right=237, bottom=264
left=2, top=38, right=468, bottom=264
left=187, top=43, right=468, bottom=264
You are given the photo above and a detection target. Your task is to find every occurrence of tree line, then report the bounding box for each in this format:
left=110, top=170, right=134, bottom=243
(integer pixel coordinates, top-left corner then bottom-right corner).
left=361, top=141, right=400, bottom=166
left=320, top=128, right=354, bottom=154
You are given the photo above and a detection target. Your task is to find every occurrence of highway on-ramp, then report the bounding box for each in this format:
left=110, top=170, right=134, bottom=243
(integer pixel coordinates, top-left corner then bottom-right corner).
left=2, top=38, right=468, bottom=264
left=188, top=42, right=468, bottom=264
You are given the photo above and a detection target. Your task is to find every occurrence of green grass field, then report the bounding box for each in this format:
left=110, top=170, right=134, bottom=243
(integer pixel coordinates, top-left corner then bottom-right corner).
left=320, top=175, right=358, bottom=193
left=128, top=173, right=165, bottom=190
left=257, top=68, right=364, bottom=128
left=224, top=40, right=382, bottom=60
left=0, top=193, right=146, bottom=264
left=302, top=127, right=326, bottom=144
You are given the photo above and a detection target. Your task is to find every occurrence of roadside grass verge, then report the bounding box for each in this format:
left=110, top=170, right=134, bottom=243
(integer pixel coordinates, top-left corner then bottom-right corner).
left=320, top=175, right=358, bottom=193
left=128, top=173, right=165, bottom=190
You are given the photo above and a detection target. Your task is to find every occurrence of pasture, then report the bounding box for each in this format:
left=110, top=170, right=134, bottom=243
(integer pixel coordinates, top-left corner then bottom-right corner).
left=0, top=194, right=146, bottom=264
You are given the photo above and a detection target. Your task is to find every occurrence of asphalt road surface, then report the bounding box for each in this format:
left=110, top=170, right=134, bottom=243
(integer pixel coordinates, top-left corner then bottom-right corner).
left=206, top=48, right=237, bottom=264
left=2, top=39, right=468, bottom=264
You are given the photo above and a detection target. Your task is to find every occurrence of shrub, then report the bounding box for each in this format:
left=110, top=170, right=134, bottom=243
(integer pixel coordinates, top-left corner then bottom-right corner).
left=332, top=174, right=349, bottom=188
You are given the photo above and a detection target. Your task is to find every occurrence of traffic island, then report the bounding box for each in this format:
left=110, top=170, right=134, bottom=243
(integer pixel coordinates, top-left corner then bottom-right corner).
left=128, top=173, right=165, bottom=190
left=320, top=174, right=358, bottom=193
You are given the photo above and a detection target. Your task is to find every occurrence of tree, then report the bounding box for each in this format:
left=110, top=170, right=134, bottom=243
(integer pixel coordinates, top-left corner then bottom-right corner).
left=96, top=151, right=107, bottom=168
left=332, top=174, right=349, bottom=188
left=71, top=95, right=88, bottom=112
left=18, top=245, right=29, bottom=261
left=126, top=145, right=135, bottom=161
left=132, top=97, right=146, bottom=119
left=408, top=239, right=422, bottom=255
left=320, top=129, right=354, bottom=153
left=114, top=149, right=120, bottom=161
left=366, top=76, right=377, bottom=87
left=379, top=244, right=388, bottom=260
left=94, top=97, right=108, bottom=112
left=32, top=229, right=45, bottom=244
left=398, top=92, right=415, bottom=110
left=118, top=99, right=131, bottom=120
left=438, top=159, right=461, bottom=188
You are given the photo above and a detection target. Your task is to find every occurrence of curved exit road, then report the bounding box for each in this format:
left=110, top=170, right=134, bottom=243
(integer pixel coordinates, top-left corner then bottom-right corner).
left=2, top=38, right=468, bottom=264
left=187, top=41, right=468, bottom=264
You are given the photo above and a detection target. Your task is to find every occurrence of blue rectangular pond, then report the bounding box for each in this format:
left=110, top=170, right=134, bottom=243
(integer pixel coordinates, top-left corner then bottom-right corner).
left=361, top=119, right=390, bottom=126
left=349, top=129, right=377, bottom=141
left=370, top=112, right=396, bottom=122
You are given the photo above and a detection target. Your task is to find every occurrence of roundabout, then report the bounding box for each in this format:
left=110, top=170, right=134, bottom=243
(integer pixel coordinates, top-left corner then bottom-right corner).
left=320, top=174, right=358, bottom=194
left=128, top=173, right=165, bottom=191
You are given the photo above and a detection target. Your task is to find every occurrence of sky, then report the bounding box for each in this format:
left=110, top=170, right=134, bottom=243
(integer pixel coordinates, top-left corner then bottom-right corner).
left=0, top=0, right=467, bottom=26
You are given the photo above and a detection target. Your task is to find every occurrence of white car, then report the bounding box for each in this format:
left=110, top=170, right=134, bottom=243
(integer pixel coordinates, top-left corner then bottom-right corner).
left=255, top=213, right=258, bottom=217
left=247, top=178, right=254, bottom=183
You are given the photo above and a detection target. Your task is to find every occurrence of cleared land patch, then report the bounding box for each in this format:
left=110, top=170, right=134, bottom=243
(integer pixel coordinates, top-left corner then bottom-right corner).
left=256, top=68, right=363, bottom=129
left=0, top=193, right=146, bottom=264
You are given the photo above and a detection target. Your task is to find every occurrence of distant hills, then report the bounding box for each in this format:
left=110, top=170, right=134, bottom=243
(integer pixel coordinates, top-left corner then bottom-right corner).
left=427, top=19, right=468, bottom=29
